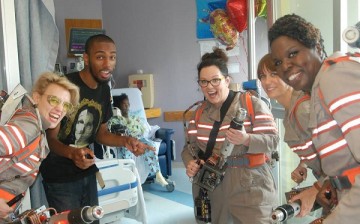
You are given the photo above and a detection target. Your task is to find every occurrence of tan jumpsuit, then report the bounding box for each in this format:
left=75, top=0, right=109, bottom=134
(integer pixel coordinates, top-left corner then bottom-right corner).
left=309, top=52, right=360, bottom=224
left=0, top=106, right=47, bottom=209
left=283, top=90, right=324, bottom=179
left=182, top=91, right=279, bottom=224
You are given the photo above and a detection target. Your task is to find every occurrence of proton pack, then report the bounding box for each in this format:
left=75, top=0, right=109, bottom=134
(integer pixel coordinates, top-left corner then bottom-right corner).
left=183, top=81, right=277, bottom=223
left=0, top=83, right=44, bottom=175
left=0, top=84, right=29, bottom=125
left=242, top=79, right=279, bottom=164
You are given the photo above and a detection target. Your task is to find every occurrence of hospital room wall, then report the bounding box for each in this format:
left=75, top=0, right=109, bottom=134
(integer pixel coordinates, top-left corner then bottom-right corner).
left=54, top=0, right=270, bottom=162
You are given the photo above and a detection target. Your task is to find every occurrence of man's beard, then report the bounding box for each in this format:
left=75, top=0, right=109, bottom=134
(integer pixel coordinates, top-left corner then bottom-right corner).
left=89, top=61, right=112, bottom=84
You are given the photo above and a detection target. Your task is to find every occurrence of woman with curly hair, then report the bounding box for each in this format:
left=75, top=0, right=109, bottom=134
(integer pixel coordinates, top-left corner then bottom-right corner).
left=269, top=14, right=360, bottom=223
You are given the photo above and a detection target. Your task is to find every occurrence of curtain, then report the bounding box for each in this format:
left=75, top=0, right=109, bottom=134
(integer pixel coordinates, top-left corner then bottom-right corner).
left=14, top=0, right=58, bottom=91
left=14, top=0, right=58, bottom=209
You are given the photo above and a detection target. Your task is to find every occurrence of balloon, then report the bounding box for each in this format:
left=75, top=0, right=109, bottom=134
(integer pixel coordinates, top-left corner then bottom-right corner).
left=255, top=0, right=267, bottom=18
left=210, top=9, right=238, bottom=50
left=227, top=0, right=267, bottom=33
left=208, top=1, right=226, bottom=12
left=226, top=0, right=247, bottom=33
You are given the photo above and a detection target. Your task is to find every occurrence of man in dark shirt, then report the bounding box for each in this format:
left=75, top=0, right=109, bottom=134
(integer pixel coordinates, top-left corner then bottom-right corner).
left=40, top=34, right=153, bottom=219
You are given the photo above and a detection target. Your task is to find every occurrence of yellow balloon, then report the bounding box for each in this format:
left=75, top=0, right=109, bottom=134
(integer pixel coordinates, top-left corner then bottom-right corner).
left=210, top=9, right=238, bottom=50
left=256, top=0, right=267, bottom=18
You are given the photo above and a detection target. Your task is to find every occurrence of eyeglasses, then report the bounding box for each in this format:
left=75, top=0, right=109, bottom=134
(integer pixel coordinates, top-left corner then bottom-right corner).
left=45, top=95, right=73, bottom=113
left=197, top=77, right=224, bottom=87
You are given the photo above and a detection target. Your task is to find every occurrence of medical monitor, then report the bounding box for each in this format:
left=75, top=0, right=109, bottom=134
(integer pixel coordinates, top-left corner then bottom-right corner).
left=68, top=28, right=105, bottom=55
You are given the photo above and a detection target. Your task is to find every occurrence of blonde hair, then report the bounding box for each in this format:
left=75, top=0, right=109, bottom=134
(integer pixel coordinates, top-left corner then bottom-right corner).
left=32, top=72, right=80, bottom=107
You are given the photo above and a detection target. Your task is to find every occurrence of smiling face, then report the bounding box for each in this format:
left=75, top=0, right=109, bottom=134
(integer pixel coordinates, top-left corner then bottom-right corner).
left=83, top=41, right=117, bottom=84
left=33, top=84, right=71, bottom=129
left=270, top=36, right=323, bottom=92
left=259, top=65, right=291, bottom=101
left=199, top=65, right=230, bottom=108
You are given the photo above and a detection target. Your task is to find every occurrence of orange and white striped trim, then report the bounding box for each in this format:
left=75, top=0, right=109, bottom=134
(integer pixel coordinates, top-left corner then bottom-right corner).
left=328, top=92, right=360, bottom=114
left=5, top=124, right=26, bottom=148
left=317, top=138, right=347, bottom=158
left=291, top=139, right=313, bottom=152
left=312, top=120, right=337, bottom=137
left=341, top=115, right=360, bottom=135
left=0, top=130, right=13, bottom=154
left=299, top=152, right=318, bottom=161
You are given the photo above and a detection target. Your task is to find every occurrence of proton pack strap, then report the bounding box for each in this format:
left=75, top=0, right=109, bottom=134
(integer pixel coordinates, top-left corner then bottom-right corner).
left=227, top=153, right=269, bottom=168
left=0, top=84, right=27, bottom=125
left=245, top=92, right=254, bottom=124
left=14, top=135, right=41, bottom=162
left=199, top=90, right=236, bottom=160
left=240, top=91, right=254, bottom=125
left=183, top=100, right=204, bottom=156
left=194, top=102, right=206, bottom=129
left=290, top=94, right=311, bottom=133
left=322, top=52, right=360, bottom=71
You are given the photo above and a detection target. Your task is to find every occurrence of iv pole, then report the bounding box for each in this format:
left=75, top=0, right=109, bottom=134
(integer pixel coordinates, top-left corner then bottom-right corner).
left=247, top=0, right=256, bottom=80
left=247, top=0, right=275, bottom=80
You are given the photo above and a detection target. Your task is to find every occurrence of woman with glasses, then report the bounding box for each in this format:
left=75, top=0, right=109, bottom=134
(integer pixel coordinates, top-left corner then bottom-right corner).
left=0, top=72, right=79, bottom=220
left=181, top=47, right=279, bottom=223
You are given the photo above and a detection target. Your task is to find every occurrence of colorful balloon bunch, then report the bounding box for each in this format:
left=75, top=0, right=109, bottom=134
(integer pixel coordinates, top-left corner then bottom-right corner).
left=209, top=0, right=267, bottom=50
left=210, top=9, right=238, bottom=50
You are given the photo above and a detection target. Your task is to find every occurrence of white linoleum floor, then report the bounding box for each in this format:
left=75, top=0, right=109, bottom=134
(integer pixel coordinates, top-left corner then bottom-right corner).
left=120, top=162, right=196, bottom=224
left=118, top=162, right=321, bottom=224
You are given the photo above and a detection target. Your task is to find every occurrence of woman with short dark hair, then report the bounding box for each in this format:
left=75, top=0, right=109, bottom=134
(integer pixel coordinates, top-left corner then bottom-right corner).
left=270, top=14, right=360, bottom=223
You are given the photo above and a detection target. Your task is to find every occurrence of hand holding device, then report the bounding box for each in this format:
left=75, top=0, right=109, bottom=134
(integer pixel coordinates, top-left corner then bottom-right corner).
left=316, top=179, right=337, bottom=213
left=194, top=107, right=247, bottom=192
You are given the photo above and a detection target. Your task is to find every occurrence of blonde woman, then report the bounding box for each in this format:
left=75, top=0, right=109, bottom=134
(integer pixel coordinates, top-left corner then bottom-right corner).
left=0, top=72, right=79, bottom=220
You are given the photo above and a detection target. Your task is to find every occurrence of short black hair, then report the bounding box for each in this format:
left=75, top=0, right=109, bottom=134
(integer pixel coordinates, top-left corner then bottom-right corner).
left=84, top=34, right=115, bottom=54
left=112, top=93, right=129, bottom=108
left=268, top=14, right=327, bottom=57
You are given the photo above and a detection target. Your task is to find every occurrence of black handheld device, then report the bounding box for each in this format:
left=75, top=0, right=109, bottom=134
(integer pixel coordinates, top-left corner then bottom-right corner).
left=7, top=193, right=25, bottom=207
